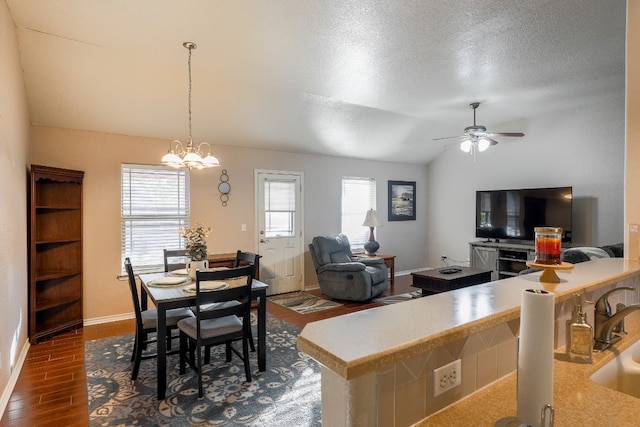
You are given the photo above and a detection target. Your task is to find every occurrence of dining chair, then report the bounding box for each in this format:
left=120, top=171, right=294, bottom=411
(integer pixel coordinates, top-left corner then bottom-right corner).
left=234, top=250, right=260, bottom=350
left=234, top=250, right=261, bottom=273
left=124, top=257, right=193, bottom=380
left=178, top=265, right=255, bottom=398
left=163, top=248, right=189, bottom=272
left=200, top=250, right=260, bottom=358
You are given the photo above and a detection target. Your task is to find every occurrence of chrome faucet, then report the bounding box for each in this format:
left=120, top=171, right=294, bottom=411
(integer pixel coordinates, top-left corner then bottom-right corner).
left=593, top=286, right=640, bottom=352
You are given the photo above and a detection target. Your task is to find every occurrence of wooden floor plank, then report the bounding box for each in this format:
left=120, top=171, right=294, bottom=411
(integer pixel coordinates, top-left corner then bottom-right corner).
left=0, top=275, right=417, bottom=426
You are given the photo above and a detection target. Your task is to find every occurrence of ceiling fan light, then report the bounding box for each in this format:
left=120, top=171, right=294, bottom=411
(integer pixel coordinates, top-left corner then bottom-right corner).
left=478, top=138, right=490, bottom=152
left=460, top=139, right=472, bottom=153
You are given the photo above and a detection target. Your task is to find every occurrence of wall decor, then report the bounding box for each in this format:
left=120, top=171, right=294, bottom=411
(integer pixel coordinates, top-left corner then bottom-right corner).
left=218, top=169, right=230, bottom=206
left=388, top=180, right=416, bottom=221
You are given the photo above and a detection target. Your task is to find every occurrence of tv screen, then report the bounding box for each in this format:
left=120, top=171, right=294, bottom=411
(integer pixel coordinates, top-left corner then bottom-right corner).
left=475, top=187, right=572, bottom=243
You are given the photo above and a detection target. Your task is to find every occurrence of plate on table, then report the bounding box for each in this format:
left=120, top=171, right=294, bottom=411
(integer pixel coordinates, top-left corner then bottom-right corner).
left=168, top=268, right=189, bottom=276
left=149, top=276, right=191, bottom=287
left=183, top=281, right=229, bottom=294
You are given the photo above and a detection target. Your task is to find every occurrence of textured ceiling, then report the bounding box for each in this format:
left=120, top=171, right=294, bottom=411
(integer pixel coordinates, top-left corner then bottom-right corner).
left=6, top=0, right=626, bottom=164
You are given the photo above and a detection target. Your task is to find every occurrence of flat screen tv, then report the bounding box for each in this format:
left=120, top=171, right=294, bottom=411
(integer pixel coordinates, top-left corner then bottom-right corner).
left=475, top=186, right=572, bottom=243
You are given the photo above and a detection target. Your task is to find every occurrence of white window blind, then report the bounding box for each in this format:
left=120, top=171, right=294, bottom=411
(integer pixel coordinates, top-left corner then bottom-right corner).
left=121, top=164, right=190, bottom=272
left=341, top=177, right=376, bottom=248
left=263, top=179, right=296, bottom=238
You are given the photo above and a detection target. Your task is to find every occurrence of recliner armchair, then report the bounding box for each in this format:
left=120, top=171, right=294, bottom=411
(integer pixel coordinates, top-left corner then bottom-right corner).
left=309, top=234, right=388, bottom=301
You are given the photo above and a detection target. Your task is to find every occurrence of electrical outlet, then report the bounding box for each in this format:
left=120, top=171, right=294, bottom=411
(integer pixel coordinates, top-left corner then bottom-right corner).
left=441, top=255, right=447, bottom=261
left=433, top=359, right=461, bottom=397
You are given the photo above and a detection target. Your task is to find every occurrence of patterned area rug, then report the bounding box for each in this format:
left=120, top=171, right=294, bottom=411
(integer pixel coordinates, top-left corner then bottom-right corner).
left=269, top=291, right=342, bottom=314
left=85, top=313, right=321, bottom=426
left=374, top=290, right=423, bottom=304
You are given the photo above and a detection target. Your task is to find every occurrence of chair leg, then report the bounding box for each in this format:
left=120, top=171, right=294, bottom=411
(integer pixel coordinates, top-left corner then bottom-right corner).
left=248, top=327, right=256, bottom=352
left=179, top=333, right=187, bottom=375
left=242, top=336, right=252, bottom=383
left=130, top=336, right=137, bottom=362
left=131, top=333, right=144, bottom=380
left=225, top=342, right=232, bottom=362
left=204, top=345, right=211, bottom=365
left=196, top=342, right=204, bottom=398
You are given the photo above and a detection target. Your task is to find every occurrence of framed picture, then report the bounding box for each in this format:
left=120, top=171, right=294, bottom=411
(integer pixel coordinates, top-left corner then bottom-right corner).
left=388, top=180, right=416, bottom=221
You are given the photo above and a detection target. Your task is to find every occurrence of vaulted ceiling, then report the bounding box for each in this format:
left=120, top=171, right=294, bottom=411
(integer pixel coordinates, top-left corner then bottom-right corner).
left=6, top=0, right=626, bottom=164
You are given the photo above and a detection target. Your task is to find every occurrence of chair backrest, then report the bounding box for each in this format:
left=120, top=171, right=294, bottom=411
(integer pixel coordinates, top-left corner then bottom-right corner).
left=233, top=250, right=260, bottom=279
left=309, top=234, right=354, bottom=267
left=163, top=249, right=188, bottom=272
left=124, top=257, right=144, bottom=329
left=194, top=265, right=255, bottom=338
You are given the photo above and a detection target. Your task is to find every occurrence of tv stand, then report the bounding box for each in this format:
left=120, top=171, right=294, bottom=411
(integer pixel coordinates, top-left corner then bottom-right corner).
left=469, top=241, right=535, bottom=281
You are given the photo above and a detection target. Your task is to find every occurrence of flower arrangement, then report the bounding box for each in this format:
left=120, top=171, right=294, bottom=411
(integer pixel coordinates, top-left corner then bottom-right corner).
left=180, top=223, right=212, bottom=261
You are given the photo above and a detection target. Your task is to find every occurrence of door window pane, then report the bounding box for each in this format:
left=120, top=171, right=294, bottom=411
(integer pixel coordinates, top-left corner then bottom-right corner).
left=263, top=179, right=296, bottom=238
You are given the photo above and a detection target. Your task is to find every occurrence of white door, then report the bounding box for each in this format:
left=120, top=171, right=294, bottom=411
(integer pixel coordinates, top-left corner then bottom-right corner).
left=256, top=170, right=303, bottom=295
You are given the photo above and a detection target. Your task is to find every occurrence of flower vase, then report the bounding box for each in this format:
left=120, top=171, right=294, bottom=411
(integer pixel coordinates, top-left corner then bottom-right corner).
left=187, top=259, right=209, bottom=280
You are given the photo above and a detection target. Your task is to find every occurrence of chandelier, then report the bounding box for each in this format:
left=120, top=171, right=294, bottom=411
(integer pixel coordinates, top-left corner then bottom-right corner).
left=161, top=42, right=219, bottom=169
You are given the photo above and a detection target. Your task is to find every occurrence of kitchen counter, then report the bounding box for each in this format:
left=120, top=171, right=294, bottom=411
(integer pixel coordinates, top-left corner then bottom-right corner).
left=297, top=258, right=640, bottom=426
left=415, top=311, right=640, bottom=426
left=298, top=259, right=640, bottom=380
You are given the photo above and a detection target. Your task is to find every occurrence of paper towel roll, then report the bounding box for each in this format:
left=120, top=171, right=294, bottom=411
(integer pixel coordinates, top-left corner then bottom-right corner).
left=517, top=289, right=555, bottom=427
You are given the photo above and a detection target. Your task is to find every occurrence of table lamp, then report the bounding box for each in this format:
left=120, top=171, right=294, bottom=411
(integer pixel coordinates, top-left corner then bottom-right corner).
left=362, top=209, right=382, bottom=255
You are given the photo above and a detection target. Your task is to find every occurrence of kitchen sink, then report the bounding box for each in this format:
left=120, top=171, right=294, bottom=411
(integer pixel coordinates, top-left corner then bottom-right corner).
left=590, top=339, right=640, bottom=398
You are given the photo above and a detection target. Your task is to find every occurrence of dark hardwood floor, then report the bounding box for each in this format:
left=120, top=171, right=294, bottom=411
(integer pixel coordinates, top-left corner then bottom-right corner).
left=0, top=275, right=416, bottom=426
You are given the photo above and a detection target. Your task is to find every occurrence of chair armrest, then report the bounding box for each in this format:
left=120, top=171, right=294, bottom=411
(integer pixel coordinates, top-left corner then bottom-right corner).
left=354, top=257, right=385, bottom=267
left=317, top=262, right=366, bottom=274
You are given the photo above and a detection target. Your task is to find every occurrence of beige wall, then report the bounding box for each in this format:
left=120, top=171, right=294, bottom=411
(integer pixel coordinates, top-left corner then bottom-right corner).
left=0, top=0, right=30, bottom=405
left=626, top=0, right=640, bottom=260
left=29, top=126, right=429, bottom=321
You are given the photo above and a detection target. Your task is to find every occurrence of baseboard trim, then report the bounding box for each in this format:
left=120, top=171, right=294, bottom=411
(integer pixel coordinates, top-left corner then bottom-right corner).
left=396, top=268, right=432, bottom=276
left=84, top=312, right=134, bottom=326
left=0, top=339, right=30, bottom=422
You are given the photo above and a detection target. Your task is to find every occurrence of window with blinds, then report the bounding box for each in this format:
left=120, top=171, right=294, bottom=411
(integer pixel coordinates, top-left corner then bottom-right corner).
left=263, top=179, right=296, bottom=238
left=121, top=164, right=190, bottom=272
left=341, top=177, right=376, bottom=248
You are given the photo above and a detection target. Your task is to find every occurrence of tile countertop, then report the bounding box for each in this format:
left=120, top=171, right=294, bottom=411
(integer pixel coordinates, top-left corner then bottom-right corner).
left=297, top=258, right=640, bottom=381
left=414, top=310, right=640, bottom=427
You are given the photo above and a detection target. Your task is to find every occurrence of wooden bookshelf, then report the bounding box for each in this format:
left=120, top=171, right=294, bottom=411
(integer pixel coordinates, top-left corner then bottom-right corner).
left=29, top=165, right=84, bottom=344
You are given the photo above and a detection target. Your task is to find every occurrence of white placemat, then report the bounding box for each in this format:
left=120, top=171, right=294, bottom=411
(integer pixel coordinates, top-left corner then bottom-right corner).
left=183, top=281, right=229, bottom=294
left=148, top=276, right=191, bottom=287
left=168, top=268, right=189, bottom=276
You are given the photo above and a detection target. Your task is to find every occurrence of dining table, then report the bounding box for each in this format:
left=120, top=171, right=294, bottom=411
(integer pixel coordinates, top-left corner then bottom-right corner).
left=138, top=271, right=269, bottom=399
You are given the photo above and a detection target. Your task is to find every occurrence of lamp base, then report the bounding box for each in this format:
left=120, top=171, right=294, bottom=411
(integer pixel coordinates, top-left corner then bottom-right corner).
left=364, top=239, right=380, bottom=256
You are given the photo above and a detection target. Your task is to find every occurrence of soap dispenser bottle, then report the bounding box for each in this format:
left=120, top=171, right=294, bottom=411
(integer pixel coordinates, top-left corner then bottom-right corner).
left=567, top=293, right=594, bottom=364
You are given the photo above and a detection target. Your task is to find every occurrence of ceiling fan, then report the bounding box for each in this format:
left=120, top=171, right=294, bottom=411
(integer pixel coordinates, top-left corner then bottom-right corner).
left=434, top=102, right=524, bottom=158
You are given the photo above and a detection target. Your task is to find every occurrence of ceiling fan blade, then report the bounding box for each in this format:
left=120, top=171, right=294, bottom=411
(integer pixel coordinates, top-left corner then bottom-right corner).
left=487, top=132, right=525, bottom=137
left=485, top=137, right=499, bottom=146
left=433, top=135, right=464, bottom=141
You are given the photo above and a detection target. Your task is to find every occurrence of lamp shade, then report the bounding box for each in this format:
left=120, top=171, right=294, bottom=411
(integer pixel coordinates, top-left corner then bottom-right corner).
left=362, top=209, right=382, bottom=227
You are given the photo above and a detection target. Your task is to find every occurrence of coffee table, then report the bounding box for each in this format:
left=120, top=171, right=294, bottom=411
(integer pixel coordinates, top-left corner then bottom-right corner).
left=411, top=266, right=492, bottom=295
